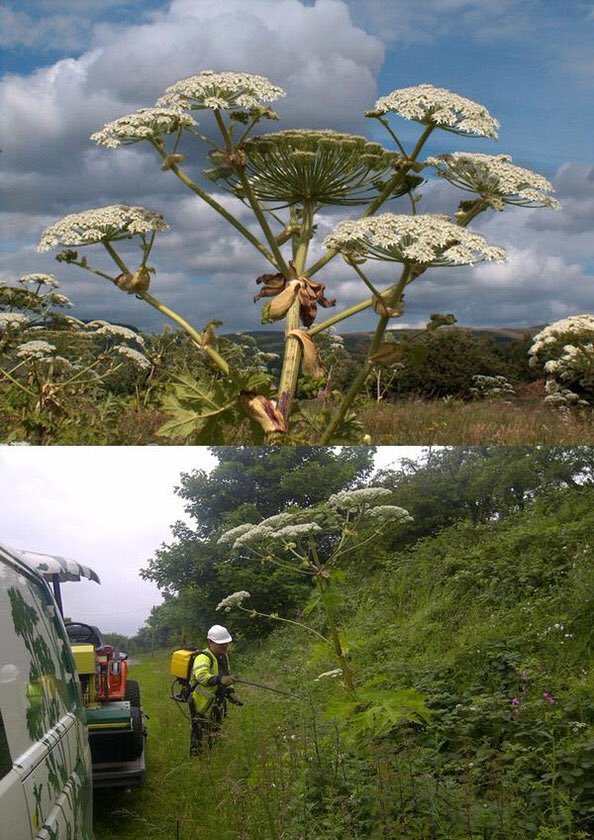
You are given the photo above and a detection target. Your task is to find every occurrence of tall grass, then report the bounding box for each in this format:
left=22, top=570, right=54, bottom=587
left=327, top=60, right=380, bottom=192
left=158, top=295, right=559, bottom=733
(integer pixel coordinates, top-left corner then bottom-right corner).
left=360, top=398, right=594, bottom=444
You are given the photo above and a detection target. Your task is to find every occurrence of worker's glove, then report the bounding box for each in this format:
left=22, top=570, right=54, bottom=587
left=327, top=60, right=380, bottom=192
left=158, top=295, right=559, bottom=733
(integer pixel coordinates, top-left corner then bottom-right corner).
left=219, top=675, right=235, bottom=686
left=227, top=693, right=244, bottom=706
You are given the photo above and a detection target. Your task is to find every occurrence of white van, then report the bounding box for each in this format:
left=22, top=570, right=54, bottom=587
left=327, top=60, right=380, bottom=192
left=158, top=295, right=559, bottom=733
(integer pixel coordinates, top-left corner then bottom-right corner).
left=0, top=541, right=94, bottom=839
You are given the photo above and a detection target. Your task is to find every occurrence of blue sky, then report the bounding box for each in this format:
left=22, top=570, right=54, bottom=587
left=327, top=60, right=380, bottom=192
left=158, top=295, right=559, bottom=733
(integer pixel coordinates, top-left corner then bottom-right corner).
left=1, top=0, right=593, bottom=333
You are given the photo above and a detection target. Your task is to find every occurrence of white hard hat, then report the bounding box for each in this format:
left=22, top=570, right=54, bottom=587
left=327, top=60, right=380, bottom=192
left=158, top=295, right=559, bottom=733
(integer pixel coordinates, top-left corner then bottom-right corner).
left=207, top=624, right=232, bottom=644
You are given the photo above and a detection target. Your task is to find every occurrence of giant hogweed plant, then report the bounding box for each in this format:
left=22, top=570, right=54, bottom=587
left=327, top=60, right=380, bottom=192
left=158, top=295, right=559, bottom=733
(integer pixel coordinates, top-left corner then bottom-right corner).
left=215, top=488, right=430, bottom=740
left=0, top=273, right=152, bottom=442
left=38, top=72, right=559, bottom=443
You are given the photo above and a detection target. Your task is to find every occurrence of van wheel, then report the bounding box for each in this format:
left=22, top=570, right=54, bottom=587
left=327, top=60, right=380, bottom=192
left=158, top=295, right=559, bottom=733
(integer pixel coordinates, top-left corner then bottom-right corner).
left=125, top=679, right=141, bottom=707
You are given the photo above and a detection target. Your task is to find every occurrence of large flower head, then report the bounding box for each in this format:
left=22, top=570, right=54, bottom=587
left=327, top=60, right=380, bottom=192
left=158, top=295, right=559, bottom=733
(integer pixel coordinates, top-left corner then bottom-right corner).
left=91, top=108, right=197, bottom=148
left=328, top=487, right=392, bottom=511
left=16, top=340, right=56, bottom=360
left=19, top=273, right=60, bottom=289
left=529, top=315, right=594, bottom=359
left=370, top=84, right=499, bottom=139
left=156, top=70, right=285, bottom=111
left=209, top=129, right=400, bottom=207
left=529, top=315, right=594, bottom=407
left=426, top=153, right=560, bottom=210
left=38, top=205, right=168, bottom=251
left=323, top=213, right=506, bottom=266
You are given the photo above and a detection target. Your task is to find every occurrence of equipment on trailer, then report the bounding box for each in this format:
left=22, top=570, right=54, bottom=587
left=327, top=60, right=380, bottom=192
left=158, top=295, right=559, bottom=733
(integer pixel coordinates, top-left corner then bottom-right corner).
left=19, top=550, right=146, bottom=788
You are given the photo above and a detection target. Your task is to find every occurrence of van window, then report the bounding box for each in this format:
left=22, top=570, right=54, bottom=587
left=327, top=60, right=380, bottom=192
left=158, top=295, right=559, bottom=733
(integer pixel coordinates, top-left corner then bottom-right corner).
left=0, top=708, right=10, bottom=778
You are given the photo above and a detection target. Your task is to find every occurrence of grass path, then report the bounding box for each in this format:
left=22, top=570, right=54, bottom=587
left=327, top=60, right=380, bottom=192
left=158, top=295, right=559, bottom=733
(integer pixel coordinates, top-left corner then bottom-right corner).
left=93, top=650, right=305, bottom=840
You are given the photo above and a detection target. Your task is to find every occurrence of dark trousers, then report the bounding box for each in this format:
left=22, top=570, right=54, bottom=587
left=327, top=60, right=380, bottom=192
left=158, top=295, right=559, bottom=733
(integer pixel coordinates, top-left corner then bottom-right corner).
left=189, top=699, right=224, bottom=756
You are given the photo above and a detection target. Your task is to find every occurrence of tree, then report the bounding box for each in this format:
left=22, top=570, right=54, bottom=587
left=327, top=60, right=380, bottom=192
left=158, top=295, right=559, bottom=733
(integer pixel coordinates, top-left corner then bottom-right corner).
left=140, top=447, right=376, bottom=640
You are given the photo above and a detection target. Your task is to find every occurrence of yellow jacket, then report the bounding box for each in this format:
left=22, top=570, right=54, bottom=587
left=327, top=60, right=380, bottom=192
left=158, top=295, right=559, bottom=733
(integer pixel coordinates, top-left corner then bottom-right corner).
left=190, top=649, right=229, bottom=715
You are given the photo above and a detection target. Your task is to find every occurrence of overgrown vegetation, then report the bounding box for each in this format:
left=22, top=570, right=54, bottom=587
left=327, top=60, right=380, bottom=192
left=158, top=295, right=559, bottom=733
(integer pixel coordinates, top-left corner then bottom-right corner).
left=3, top=294, right=593, bottom=444
left=96, top=447, right=594, bottom=839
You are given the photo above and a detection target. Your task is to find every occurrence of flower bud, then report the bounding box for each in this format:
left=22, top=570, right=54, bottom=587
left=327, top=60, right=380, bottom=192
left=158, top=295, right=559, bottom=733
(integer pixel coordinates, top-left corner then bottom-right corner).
left=161, top=153, right=185, bottom=171
left=240, top=393, right=286, bottom=434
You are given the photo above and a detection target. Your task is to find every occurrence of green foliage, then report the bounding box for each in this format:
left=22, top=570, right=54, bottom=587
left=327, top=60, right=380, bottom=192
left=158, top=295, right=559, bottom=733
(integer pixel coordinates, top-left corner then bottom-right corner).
left=384, top=329, right=522, bottom=400
left=96, top=463, right=594, bottom=839
left=157, top=369, right=272, bottom=443
left=326, top=686, right=431, bottom=741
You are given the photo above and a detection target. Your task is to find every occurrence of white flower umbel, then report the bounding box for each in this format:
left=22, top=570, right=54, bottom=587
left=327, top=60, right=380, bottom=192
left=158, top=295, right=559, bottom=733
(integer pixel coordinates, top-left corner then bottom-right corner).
left=529, top=315, right=594, bottom=358
left=371, top=84, right=499, bottom=139
left=19, top=273, right=60, bottom=288
left=113, top=345, right=151, bottom=369
left=38, top=205, right=168, bottom=251
left=270, top=523, right=322, bottom=541
left=156, top=70, right=285, bottom=111
left=0, top=313, right=30, bottom=331
left=328, top=487, right=392, bottom=511
left=216, top=591, right=251, bottom=611
left=89, top=322, right=145, bottom=345
left=219, top=129, right=399, bottom=206
left=364, top=505, right=413, bottom=523
left=426, top=153, right=560, bottom=210
left=217, top=522, right=258, bottom=546
left=259, top=512, right=297, bottom=529
left=323, top=213, right=506, bottom=266
left=233, top=524, right=275, bottom=550
left=91, top=108, right=197, bottom=148
left=16, top=340, right=56, bottom=360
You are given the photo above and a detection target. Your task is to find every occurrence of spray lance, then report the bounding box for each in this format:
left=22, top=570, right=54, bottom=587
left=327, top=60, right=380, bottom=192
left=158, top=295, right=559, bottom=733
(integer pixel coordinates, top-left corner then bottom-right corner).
left=232, top=678, right=299, bottom=699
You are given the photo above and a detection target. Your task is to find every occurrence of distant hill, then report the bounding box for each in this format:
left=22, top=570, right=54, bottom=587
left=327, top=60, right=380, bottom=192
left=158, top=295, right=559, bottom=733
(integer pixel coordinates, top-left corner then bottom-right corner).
left=223, top=326, right=544, bottom=357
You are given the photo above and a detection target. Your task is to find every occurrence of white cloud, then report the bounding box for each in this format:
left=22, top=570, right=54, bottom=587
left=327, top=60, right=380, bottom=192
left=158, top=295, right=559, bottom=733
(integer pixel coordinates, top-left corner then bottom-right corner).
left=0, top=446, right=218, bottom=635
left=0, top=0, right=592, bottom=333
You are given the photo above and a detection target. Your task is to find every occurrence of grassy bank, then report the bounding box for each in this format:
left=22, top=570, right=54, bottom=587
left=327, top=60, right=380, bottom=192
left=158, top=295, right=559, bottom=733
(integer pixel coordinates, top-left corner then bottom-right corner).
left=94, top=486, right=594, bottom=839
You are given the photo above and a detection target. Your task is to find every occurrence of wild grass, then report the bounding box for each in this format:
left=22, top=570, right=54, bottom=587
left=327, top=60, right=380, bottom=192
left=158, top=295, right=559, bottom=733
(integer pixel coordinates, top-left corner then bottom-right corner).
left=359, top=398, right=594, bottom=444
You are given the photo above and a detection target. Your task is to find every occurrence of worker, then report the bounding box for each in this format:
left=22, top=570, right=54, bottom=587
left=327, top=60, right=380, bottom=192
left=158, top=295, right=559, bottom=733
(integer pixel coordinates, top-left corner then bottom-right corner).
left=188, top=624, right=243, bottom=756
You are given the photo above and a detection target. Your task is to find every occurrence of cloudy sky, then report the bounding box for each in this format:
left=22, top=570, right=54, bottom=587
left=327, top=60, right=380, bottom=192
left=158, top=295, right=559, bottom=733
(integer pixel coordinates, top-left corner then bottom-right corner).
left=0, top=445, right=420, bottom=635
left=1, top=0, right=592, bottom=335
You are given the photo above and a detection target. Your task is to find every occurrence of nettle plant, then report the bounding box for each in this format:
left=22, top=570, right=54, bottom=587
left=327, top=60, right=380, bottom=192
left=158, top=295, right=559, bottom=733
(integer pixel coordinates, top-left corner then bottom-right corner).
left=529, top=315, right=594, bottom=407
left=216, top=488, right=430, bottom=739
left=0, top=273, right=152, bottom=441
left=38, top=71, right=560, bottom=442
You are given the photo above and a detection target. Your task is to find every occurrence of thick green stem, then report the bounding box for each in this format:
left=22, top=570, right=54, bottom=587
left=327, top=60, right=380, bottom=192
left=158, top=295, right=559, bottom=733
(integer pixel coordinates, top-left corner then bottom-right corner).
left=102, top=241, right=131, bottom=275
left=316, top=577, right=356, bottom=694
left=320, top=265, right=411, bottom=443
left=139, top=291, right=229, bottom=375
left=274, top=201, right=314, bottom=427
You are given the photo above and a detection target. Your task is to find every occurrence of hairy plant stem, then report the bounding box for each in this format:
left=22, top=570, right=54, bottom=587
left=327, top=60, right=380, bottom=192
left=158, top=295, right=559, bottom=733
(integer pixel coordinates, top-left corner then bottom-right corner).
left=139, top=291, right=229, bottom=375
left=236, top=604, right=330, bottom=643
left=320, top=265, right=412, bottom=444
left=100, top=241, right=230, bottom=374
left=274, top=201, right=314, bottom=430
left=310, top=537, right=356, bottom=694
left=213, top=112, right=291, bottom=276
left=148, top=138, right=278, bottom=269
